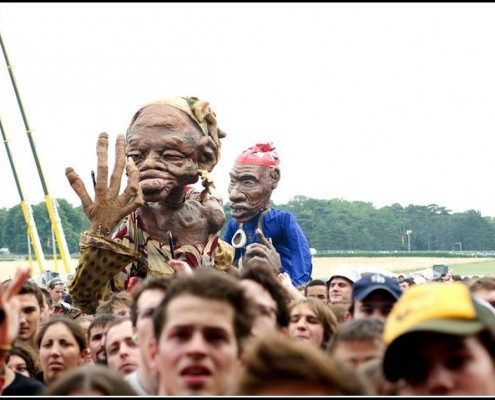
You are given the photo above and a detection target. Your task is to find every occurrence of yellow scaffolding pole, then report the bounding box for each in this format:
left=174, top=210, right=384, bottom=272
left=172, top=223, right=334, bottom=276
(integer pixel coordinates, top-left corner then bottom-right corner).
left=1, top=118, right=46, bottom=273
left=1, top=31, right=71, bottom=273
left=21, top=201, right=46, bottom=274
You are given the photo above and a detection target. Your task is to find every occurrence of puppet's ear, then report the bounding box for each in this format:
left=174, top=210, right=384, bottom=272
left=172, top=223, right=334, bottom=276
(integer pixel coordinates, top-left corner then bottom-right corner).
left=197, top=135, right=220, bottom=172
left=270, top=167, right=281, bottom=190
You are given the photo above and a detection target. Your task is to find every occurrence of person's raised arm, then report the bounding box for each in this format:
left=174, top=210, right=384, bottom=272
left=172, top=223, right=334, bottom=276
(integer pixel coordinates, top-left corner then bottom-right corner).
left=277, top=272, right=306, bottom=303
left=0, top=265, right=30, bottom=359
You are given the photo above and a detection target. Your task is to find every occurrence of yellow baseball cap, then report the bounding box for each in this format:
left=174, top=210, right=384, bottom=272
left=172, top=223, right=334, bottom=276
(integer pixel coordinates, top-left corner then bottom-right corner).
left=383, top=282, right=495, bottom=381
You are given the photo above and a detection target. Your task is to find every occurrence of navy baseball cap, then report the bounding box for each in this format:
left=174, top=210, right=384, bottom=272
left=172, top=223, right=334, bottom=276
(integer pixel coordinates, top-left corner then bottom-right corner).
left=352, top=273, right=402, bottom=301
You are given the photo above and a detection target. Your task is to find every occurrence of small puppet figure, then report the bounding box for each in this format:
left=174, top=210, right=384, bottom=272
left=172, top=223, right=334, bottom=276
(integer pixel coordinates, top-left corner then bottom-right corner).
left=224, top=143, right=313, bottom=286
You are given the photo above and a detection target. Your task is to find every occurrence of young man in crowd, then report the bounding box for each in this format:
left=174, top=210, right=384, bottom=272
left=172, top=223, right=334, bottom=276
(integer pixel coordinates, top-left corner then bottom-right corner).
left=327, top=317, right=385, bottom=366
left=104, top=318, right=142, bottom=376
left=347, top=273, right=402, bottom=322
left=239, top=265, right=290, bottom=337
left=87, top=313, right=118, bottom=364
left=149, top=268, right=256, bottom=395
left=1, top=267, right=47, bottom=395
left=399, top=277, right=415, bottom=292
left=305, top=279, right=328, bottom=304
left=127, top=276, right=171, bottom=395
left=326, top=266, right=361, bottom=305
left=39, top=287, right=54, bottom=323
left=383, top=282, right=495, bottom=395
left=15, top=281, right=44, bottom=354
left=96, top=291, right=132, bottom=318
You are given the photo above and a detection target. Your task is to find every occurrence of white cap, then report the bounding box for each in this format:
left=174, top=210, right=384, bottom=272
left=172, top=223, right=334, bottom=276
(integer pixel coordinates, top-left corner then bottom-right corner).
left=327, top=266, right=362, bottom=285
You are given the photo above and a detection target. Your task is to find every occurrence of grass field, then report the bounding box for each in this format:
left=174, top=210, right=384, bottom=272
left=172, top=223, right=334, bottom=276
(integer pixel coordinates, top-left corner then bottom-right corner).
left=0, top=256, right=494, bottom=282
left=427, top=260, right=495, bottom=277
left=311, top=256, right=495, bottom=279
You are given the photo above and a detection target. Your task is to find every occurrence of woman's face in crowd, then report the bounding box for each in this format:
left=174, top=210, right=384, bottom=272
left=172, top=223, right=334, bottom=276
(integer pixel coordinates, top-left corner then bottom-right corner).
left=39, top=322, right=84, bottom=384
left=7, top=355, right=30, bottom=378
left=288, top=303, right=324, bottom=348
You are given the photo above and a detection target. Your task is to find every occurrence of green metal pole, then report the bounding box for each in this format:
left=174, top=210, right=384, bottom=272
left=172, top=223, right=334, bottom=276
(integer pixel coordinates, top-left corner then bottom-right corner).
left=0, top=30, right=71, bottom=273
left=0, top=117, right=46, bottom=273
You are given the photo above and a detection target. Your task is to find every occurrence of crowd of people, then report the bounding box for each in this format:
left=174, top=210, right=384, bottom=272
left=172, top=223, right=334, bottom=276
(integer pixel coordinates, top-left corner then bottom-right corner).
left=1, top=95, right=495, bottom=396
left=2, top=255, right=495, bottom=396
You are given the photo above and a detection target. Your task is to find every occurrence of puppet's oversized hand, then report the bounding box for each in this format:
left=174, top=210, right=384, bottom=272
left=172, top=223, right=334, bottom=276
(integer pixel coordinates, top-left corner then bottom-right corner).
left=65, top=133, right=144, bottom=236
left=243, top=228, right=282, bottom=274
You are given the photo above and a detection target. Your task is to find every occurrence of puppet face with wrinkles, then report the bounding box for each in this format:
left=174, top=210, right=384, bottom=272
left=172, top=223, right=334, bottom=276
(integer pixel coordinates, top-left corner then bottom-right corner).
left=126, top=104, right=204, bottom=203
left=228, top=163, right=279, bottom=223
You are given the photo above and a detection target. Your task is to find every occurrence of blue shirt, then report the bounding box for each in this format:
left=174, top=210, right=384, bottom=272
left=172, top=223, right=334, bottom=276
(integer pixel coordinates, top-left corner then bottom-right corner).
left=224, top=208, right=312, bottom=286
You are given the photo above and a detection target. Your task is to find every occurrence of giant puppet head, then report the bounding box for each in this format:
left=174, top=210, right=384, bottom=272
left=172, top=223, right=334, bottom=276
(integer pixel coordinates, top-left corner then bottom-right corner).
left=126, top=97, right=226, bottom=203
left=228, top=143, right=281, bottom=223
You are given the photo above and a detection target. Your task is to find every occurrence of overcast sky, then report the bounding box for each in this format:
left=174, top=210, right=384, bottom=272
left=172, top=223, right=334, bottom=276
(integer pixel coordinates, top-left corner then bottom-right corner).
left=1, top=3, right=495, bottom=218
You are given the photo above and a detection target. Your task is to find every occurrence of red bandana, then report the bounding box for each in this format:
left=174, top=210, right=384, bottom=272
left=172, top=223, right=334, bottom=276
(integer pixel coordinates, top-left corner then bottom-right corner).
left=235, top=143, right=280, bottom=167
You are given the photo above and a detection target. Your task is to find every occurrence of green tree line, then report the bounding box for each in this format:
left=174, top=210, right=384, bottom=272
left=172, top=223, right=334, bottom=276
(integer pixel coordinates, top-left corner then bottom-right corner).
left=1, top=196, right=495, bottom=255
left=222, top=196, right=495, bottom=252
left=0, top=199, right=90, bottom=255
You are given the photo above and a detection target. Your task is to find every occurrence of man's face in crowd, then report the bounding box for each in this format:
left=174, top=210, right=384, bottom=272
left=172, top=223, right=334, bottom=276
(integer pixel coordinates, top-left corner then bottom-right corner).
left=111, top=304, right=131, bottom=318
left=332, top=338, right=385, bottom=367
left=40, top=294, right=53, bottom=323
left=49, top=284, right=65, bottom=304
left=105, top=320, right=141, bottom=375
left=126, top=104, right=204, bottom=203
left=150, top=294, right=241, bottom=396
left=135, top=288, right=166, bottom=364
left=398, top=332, right=495, bottom=396
left=296, top=285, right=306, bottom=295
left=306, top=284, right=328, bottom=304
left=352, top=290, right=396, bottom=322
left=399, top=281, right=411, bottom=292
left=328, top=277, right=353, bottom=304
left=18, top=293, right=41, bottom=343
left=288, top=303, right=324, bottom=348
left=228, top=163, right=276, bottom=223
left=240, top=280, right=278, bottom=337
left=88, top=325, right=110, bottom=364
